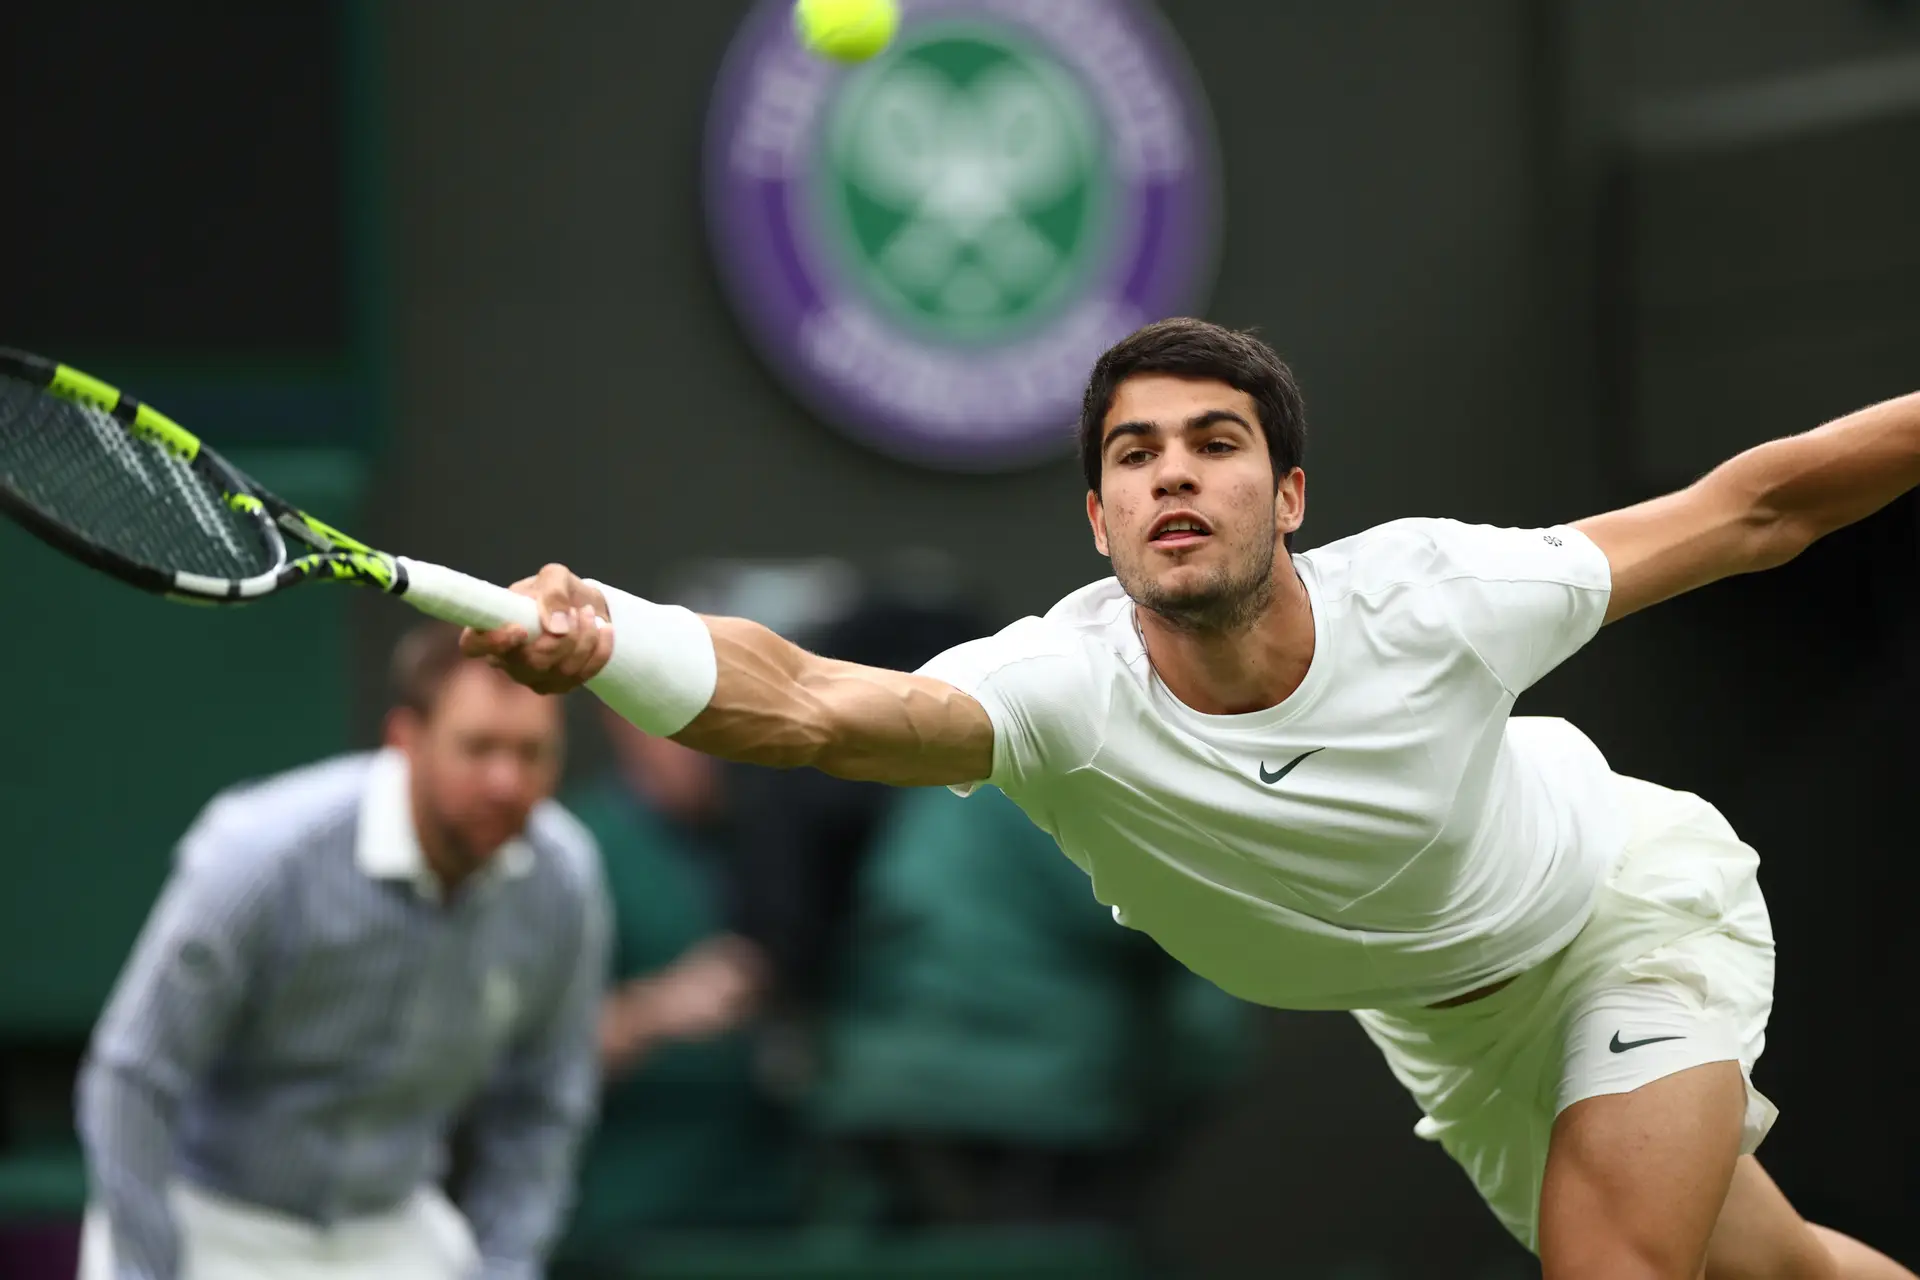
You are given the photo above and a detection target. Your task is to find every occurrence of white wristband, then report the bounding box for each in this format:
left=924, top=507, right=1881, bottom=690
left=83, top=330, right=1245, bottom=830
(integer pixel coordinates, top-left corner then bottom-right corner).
left=582, top=580, right=718, bottom=737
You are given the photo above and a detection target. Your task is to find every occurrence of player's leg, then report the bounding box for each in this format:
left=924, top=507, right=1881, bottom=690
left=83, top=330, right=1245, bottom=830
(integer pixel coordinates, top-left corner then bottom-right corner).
left=1705, top=1155, right=1915, bottom=1280
left=1537, top=1059, right=1748, bottom=1279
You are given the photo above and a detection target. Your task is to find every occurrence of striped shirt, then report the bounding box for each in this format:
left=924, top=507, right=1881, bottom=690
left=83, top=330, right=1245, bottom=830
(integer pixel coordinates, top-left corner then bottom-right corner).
left=77, top=749, right=609, bottom=1280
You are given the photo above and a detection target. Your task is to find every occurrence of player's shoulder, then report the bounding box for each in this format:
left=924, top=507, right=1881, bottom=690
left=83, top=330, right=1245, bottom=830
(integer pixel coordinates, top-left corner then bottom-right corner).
left=1303, top=517, right=1471, bottom=581
left=985, top=577, right=1138, bottom=663
left=921, top=578, right=1134, bottom=683
left=1041, top=576, right=1136, bottom=639
left=1302, top=517, right=1598, bottom=596
left=175, top=752, right=373, bottom=884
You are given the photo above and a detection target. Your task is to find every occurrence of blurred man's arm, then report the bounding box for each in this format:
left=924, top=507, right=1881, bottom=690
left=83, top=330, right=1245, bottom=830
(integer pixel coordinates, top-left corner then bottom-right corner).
left=76, top=810, right=277, bottom=1280
left=458, top=867, right=610, bottom=1280
left=1577, top=390, right=1920, bottom=622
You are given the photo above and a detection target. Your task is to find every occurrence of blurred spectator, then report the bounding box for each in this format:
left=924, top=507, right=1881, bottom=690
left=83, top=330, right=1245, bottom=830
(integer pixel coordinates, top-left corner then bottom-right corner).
left=76, top=622, right=606, bottom=1280
left=813, top=784, right=1255, bottom=1233
left=555, top=705, right=800, bottom=1264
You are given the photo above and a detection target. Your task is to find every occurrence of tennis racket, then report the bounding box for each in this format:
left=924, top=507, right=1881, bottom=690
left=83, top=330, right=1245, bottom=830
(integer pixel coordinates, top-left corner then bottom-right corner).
left=0, top=347, right=545, bottom=634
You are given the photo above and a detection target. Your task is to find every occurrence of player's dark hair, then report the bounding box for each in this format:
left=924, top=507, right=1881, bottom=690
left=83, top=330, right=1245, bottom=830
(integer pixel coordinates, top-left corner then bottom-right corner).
left=389, top=620, right=474, bottom=717
left=1079, top=317, right=1307, bottom=498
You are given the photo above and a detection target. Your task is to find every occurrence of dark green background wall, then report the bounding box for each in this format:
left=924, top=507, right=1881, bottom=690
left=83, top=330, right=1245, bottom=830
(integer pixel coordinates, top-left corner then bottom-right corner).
left=4, top=1, right=1917, bottom=1273
left=363, top=1, right=1920, bottom=1272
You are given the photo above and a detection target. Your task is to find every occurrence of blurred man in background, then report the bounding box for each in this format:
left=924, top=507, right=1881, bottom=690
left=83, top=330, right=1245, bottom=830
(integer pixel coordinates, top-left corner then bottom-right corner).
left=77, top=622, right=607, bottom=1280
left=557, top=705, right=799, bottom=1266
left=814, top=783, right=1252, bottom=1237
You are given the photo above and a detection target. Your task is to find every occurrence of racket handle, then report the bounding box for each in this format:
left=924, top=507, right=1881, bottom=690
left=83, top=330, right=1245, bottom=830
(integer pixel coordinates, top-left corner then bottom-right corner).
left=395, top=557, right=544, bottom=634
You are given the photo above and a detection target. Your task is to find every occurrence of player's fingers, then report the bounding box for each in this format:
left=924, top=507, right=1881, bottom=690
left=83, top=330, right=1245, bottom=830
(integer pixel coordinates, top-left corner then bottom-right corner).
left=531, top=562, right=586, bottom=614
left=459, top=623, right=529, bottom=658
left=550, top=607, right=611, bottom=682
left=517, top=610, right=581, bottom=679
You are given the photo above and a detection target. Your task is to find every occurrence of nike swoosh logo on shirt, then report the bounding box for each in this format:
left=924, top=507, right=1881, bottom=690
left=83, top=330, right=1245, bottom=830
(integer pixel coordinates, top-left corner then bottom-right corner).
left=1609, top=1032, right=1685, bottom=1054
left=1259, top=748, right=1324, bottom=786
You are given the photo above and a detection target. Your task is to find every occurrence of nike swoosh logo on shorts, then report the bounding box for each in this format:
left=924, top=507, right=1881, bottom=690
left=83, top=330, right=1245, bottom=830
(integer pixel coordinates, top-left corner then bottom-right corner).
left=1609, top=1032, right=1686, bottom=1053
left=1259, top=748, right=1324, bottom=785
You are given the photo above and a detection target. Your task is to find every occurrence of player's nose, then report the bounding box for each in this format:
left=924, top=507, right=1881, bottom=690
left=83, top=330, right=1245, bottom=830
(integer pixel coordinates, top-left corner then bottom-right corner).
left=1151, top=455, right=1199, bottom=499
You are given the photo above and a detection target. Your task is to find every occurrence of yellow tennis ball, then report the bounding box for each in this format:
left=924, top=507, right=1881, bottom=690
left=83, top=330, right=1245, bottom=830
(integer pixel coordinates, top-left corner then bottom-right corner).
left=793, top=0, right=899, bottom=64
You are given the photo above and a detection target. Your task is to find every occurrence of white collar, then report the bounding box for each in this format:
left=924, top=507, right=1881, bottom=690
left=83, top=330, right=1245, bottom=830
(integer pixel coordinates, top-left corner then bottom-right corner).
left=356, top=748, right=536, bottom=903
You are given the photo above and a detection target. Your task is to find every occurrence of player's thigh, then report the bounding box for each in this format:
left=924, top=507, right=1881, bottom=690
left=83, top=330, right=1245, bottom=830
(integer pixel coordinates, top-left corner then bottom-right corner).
left=1538, top=1059, right=1746, bottom=1280
left=1702, top=1156, right=1836, bottom=1280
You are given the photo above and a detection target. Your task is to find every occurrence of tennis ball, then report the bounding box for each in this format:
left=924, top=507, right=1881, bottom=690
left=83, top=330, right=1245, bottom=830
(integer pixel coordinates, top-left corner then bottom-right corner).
left=793, top=0, right=899, bottom=64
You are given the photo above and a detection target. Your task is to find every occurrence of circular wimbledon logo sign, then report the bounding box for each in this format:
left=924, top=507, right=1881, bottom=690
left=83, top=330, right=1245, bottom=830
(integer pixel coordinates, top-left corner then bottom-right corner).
left=706, top=0, right=1220, bottom=470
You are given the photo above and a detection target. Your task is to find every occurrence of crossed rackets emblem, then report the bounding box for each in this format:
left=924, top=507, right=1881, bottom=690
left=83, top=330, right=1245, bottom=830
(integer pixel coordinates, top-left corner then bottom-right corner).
left=829, top=51, right=1099, bottom=324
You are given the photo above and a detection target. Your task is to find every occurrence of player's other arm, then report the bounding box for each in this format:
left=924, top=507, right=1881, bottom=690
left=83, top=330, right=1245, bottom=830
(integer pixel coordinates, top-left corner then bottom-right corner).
left=1576, top=390, right=1920, bottom=623
left=461, top=566, right=996, bottom=788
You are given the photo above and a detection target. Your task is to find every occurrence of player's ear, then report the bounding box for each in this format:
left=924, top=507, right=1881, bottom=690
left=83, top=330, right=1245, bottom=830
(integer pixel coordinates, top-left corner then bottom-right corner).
left=1086, top=489, right=1111, bottom=557
left=1275, top=467, right=1306, bottom=539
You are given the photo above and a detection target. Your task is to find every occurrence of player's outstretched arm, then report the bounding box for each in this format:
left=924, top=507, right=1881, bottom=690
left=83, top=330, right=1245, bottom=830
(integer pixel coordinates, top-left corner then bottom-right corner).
left=1575, top=389, right=1920, bottom=623
left=460, top=565, right=995, bottom=788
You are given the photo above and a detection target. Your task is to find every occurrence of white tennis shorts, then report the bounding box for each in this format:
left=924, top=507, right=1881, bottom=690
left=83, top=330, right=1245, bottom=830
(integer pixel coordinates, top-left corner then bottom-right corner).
left=1353, top=773, right=1778, bottom=1252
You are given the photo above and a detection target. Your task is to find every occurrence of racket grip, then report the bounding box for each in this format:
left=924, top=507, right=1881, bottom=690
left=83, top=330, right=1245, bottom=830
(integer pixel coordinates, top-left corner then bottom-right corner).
left=395, top=557, right=544, bottom=634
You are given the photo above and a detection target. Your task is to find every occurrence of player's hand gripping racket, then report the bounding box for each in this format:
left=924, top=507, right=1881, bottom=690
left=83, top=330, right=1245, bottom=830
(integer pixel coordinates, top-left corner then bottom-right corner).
left=0, top=348, right=544, bottom=633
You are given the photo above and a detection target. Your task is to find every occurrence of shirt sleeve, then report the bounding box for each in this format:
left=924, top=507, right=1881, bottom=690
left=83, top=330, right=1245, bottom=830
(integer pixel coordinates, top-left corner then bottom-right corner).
left=458, top=816, right=611, bottom=1280
left=915, top=616, right=1106, bottom=802
left=75, top=799, right=281, bottom=1280
left=1415, top=519, right=1613, bottom=693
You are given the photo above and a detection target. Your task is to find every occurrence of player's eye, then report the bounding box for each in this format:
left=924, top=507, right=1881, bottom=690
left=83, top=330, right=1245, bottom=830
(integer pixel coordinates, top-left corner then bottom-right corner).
left=1200, top=438, right=1235, bottom=454
left=1116, top=448, right=1151, bottom=466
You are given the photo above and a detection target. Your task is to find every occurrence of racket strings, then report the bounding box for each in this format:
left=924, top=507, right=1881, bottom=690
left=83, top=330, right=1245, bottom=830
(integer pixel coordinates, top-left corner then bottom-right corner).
left=0, top=379, right=275, bottom=579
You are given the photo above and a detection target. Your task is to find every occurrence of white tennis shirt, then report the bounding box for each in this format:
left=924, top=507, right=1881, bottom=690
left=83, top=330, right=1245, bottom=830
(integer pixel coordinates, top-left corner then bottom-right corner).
left=918, top=518, right=1626, bottom=1012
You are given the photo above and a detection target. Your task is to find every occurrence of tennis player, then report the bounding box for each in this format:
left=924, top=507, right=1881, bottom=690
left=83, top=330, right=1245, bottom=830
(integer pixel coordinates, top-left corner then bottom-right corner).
left=465, top=318, right=1916, bottom=1277
left=78, top=621, right=608, bottom=1280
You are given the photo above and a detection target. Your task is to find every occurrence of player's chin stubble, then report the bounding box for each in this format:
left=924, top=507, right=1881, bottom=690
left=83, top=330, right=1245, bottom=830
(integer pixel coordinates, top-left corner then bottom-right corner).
left=1122, top=528, right=1278, bottom=636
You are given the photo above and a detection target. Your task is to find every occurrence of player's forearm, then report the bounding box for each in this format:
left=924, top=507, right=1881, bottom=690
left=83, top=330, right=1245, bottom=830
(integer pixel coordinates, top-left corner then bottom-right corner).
left=588, top=584, right=835, bottom=767
left=669, top=615, right=836, bottom=768
left=588, top=584, right=992, bottom=785
left=1717, top=389, right=1920, bottom=558
left=671, top=617, right=993, bottom=786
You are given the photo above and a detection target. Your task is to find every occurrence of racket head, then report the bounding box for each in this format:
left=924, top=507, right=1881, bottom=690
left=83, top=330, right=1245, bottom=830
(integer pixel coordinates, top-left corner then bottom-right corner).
left=0, top=349, right=399, bottom=602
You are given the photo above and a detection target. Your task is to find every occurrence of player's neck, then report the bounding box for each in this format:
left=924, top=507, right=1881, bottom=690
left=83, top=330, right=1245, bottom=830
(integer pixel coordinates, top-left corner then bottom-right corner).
left=1138, top=559, right=1315, bottom=716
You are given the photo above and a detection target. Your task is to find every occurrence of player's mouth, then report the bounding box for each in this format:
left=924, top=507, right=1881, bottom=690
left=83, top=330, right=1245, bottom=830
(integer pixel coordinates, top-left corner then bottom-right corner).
left=1148, top=511, right=1213, bottom=550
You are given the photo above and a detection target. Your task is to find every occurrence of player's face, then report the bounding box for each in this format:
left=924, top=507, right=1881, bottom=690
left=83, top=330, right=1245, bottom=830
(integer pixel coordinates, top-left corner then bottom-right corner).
left=1086, top=374, right=1304, bottom=632
left=398, top=662, right=564, bottom=878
